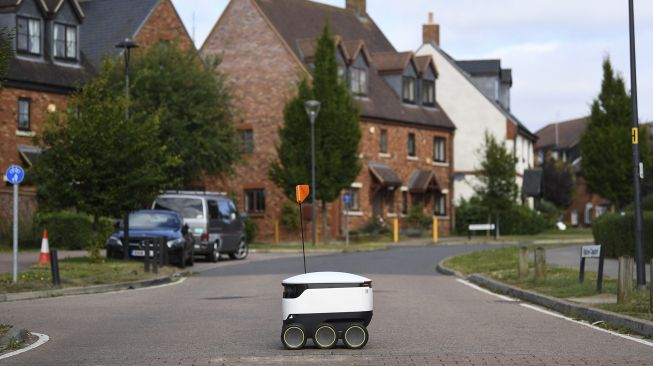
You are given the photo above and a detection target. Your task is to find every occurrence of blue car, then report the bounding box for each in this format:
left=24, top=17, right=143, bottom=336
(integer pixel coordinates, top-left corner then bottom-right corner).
left=105, top=210, right=195, bottom=268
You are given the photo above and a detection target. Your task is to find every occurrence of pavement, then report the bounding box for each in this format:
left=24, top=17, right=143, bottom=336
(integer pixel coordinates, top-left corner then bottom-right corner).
left=1, top=244, right=652, bottom=365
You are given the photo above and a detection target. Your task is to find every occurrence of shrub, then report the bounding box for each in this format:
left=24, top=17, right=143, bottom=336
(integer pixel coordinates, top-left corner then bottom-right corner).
left=37, top=211, right=113, bottom=250
left=0, top=214, right=41, bottom=249
left=361, top=216, right=390, bottom=235
left=592, top=211, right=653, bottom=261
left=279, top=202, right=300, bottom=231
left=244, top=217, right=258, bottom=243
left=624, top=194, right=653, bottom=212
left=455, top=197, right=555, bottom=235
left=404, top=203, right=432, bottom=229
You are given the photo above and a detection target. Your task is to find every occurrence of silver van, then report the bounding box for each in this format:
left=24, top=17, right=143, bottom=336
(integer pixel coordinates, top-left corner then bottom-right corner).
left=153, top=191, right=248, bottom=262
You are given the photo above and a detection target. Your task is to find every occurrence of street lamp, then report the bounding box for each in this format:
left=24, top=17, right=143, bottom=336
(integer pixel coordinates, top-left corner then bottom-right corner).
left=115, top=38, right=139, bottom=260
left=305, top=100, right=321, bottom=247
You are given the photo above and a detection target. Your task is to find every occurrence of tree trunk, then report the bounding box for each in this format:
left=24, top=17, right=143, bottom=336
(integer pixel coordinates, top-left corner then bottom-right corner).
left=91, top=213, right=101, bottom=261
left=321, top=200, right=329, bottom=243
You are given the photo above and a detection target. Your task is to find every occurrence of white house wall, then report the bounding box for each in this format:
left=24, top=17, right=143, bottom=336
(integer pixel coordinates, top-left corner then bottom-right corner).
left=416, top=43, right=510, bottom=203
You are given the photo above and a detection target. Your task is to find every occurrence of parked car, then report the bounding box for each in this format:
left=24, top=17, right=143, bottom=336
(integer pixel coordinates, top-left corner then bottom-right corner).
left=152, top=191, right=248, bottom=262
left=105, top=210, right=195, bottom=268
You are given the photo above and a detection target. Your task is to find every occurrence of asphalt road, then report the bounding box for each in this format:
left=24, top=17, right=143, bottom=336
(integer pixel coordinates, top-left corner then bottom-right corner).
left=1, top=244, right=652, bottom=366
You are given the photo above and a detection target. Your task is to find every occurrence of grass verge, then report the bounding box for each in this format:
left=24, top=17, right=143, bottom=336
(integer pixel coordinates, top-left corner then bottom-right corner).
left=250, top=240, right=392, bottom=252
left=444, top=245, right=653, bottom=322
left=0, top=257, right=179, bottom=294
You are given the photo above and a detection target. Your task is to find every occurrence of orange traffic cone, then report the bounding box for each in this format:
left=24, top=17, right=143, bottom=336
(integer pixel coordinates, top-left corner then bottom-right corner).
left=39, top=228, right=51, bottom=265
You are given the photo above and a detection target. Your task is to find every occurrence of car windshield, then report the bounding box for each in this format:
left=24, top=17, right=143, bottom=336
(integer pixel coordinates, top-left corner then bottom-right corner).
left=154, top=197, right=204, bottom=219
left=125, top=212, right=180, bottom=230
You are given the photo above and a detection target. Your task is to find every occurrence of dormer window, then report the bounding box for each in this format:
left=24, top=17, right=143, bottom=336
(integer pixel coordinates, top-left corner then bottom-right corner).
left=351, top=67, right=368, bottom=96
left=402, top=76, right=416, bottom=104
left=16, top=16, right=41, bottom=55
left=422, top=79, right=435, bottom=107
left=54, top=23, right=78, bottom=60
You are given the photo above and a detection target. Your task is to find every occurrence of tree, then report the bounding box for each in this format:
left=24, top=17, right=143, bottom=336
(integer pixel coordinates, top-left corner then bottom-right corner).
left=475, top=132, right=518, bottom=214
left=116, top=42, right=239, bottom=185
left=270, top=24, right=361, bottom=241
left=32, top=62, right=172, bottom=251
left=580, top=57, right=650, bottom=209
left=541, top=153, right=574, bottom=208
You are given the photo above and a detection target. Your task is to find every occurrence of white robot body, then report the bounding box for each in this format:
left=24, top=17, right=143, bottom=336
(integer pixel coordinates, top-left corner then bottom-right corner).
left=280, top=272, right=373, bottom=350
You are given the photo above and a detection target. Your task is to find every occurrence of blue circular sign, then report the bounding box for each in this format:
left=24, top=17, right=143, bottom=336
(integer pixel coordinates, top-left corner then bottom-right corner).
left=5, top=165, right=25, bottom=185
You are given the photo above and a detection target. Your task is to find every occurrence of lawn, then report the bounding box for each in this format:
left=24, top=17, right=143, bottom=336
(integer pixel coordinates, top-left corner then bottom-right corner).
left=250, top=240, right=393, bottom=253
left=444, top=245, right=653, bottom=322
left=0, top=257, right=179, bottom=294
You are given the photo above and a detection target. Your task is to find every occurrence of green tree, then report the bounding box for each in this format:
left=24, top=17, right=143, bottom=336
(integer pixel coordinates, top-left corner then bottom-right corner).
left=542, top=153, right=574, bottom=208
left=117, top=41, right=239, bottom=185
left=32, top=62, right=173, bottom=255
left=580, top=57, right=650, bottom=209
left=475, top=132, right=518, bottom=213
left=270, top=24, right=361, bottom=242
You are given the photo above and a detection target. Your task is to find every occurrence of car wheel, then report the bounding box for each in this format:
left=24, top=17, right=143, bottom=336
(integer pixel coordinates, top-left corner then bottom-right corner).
left=206, top=242, right=220, bottom=263
left=229, top=239, right=248, bottom=260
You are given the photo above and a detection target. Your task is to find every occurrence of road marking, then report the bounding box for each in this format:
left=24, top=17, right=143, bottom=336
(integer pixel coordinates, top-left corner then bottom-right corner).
left=0, top=332, right=49, bottom=360
left=455, top=279, right=653, bottom=348
left=455, top=278, right=517, bottom=302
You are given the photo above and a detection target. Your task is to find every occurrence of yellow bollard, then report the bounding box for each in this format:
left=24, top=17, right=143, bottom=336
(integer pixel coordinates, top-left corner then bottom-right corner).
left=433, top=217, right=438, bottom=243
left=393, top=218, right=399, bottom=243
left=274, top=220, right=279, bottom=244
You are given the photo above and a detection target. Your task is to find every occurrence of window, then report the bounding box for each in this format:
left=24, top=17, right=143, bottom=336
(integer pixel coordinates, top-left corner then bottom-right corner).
left=337, top=65, right=346, bottom=83
left=18, top=98, right=30, bottom=131
left=434, top=192, right=446, bottom=216
left=245, top=189, right=265, bottom=213
left=349, top=188, right=360, bottom=211
left=350, top=67, right=368, bottom=96
left=402, top=76, right=416, bottom=104
left=386, top=190, right=395, bottom=214
left=407, top=133, right=416, bottom=157
left=54, top=23, right=77, bottom=60
left=238, top=129, right=254, bottom=153
left=16, top=16, right=41, bottom=55
left=207, top=200, right=220, bottom=220
left=422, top=79, right=435, bottom=106
left=380, top=129, right=388, bottom=154
left=401, top=191, right=408, bottom=215
left=433, top=137, right=446, bottom=162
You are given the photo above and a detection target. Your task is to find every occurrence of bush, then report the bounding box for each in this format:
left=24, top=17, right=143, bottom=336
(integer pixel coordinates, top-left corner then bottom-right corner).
left=404, top=203, right=432, bottom=229
left=0, top=214, right=42, bottom=249
left=592, top=211, right=653, bottom=261
left=624, top=194, right=653, bottom=212
left=455, top=197, right=555, bottom=235
left=279, top=202, right=300, bottom=231
left=37, top=211, right=113, bottom=250
left=360, top=216, right=390, bottom=235
left=244, top=217, right=258, bottom=243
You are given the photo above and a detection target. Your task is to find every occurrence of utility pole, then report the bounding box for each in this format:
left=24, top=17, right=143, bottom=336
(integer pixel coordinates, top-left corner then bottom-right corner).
left=628, top=0, right=646, bottom=287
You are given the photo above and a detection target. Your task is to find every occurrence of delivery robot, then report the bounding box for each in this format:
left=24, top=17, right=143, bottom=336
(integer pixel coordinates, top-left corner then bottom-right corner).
left=280, top=271, right=373, bottom=349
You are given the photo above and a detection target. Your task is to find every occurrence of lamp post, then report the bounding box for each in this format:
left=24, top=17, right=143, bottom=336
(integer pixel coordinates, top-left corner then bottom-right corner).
left=115, top=38, right=139, bottom=260
left=305, top=100, right=321, bottom=247
left=627, top=0, right=645, bottom=287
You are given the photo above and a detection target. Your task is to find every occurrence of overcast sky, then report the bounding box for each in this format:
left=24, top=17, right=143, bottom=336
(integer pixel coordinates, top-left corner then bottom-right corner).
left=171, top=0, right=653, bottom=132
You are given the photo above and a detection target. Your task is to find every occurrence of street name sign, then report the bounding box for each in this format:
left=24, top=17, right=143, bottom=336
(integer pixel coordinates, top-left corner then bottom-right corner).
left=581, top=245, right=602, bottom=258
left=469, top=224, right=495, bottom=231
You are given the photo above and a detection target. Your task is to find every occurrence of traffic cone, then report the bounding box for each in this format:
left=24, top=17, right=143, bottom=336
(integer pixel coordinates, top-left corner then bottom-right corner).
left=39, top=228, right=51, bottom=265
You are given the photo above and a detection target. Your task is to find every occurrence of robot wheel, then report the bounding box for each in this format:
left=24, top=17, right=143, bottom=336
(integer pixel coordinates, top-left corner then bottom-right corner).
left=281, top=323, right=306, bottom=350
left=343, top=323, right=368, bottom=349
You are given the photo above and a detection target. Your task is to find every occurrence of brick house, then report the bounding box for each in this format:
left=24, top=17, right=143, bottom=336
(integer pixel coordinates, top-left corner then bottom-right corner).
left=535, top=117, right=610, bottom=226
left=0, top=0, right=193, bottom=220
left=201, top=0, right=456, bottom=240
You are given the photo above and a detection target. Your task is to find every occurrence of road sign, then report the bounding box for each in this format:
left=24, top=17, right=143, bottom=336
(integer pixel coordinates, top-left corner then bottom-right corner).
left=343, top=193, right=351, bottom=206
left=581, top=245, right=602, bottom=258
left=5, top=165, right=25, bottom=185
left=295, top=185, right=309, bottom=203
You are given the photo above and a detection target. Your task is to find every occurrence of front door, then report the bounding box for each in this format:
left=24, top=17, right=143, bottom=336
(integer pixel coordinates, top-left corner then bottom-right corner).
left=373, top=190, right=383, bottom=218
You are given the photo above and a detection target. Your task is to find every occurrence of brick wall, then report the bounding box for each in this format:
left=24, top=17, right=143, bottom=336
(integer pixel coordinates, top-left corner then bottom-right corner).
left=201, top=0, right=307, bottom=240
left=134, top=0, right=194, bottom=51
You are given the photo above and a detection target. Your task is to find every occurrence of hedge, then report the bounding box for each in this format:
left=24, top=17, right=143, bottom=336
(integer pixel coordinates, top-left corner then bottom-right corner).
left=592, top=211, right=653, bottom=261
left=455, top=198, right=556, bottom=235
left=38, top=211, right=114, bottom=250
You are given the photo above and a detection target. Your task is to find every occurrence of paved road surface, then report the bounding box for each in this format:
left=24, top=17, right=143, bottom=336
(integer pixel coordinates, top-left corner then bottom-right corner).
left=1, top=244, right=652, bottom=365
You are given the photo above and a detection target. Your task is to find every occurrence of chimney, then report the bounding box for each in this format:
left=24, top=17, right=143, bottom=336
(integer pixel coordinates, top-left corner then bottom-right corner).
left=346, top=0, right=366, bottom=15
left=423, top=12, right=440, bottom=46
